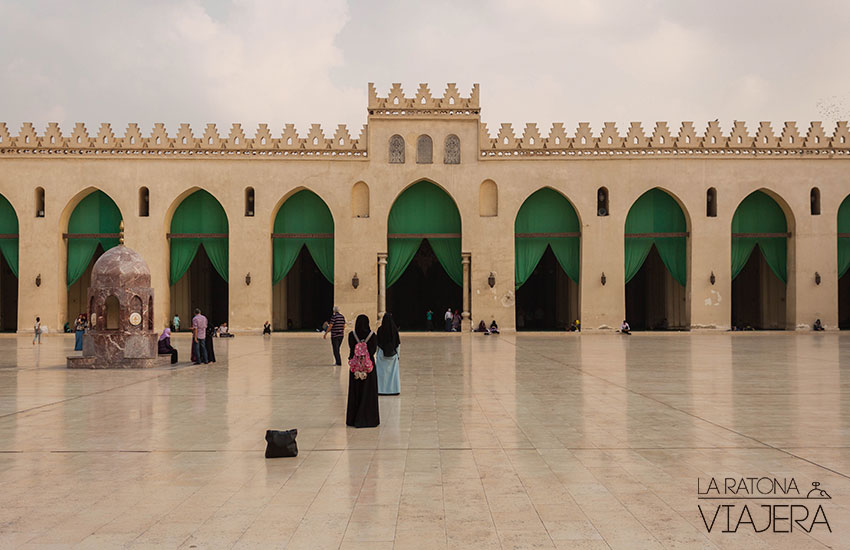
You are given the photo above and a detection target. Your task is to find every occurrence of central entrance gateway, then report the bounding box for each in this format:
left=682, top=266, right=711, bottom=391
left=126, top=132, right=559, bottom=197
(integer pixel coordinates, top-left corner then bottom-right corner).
left=271, top=190, right=334, bottom=331
left=514, top=188, right=581, bottom=330
left=624, top=188, right=689, bottom=330
left=385, top=181, right=462, bottom=330
left=169, top=190, right=229, bottom=330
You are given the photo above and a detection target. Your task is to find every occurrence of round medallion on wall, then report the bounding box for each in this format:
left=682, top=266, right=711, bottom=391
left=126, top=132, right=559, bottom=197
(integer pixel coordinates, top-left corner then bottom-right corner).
left=129, top=312, right=142, bottom=326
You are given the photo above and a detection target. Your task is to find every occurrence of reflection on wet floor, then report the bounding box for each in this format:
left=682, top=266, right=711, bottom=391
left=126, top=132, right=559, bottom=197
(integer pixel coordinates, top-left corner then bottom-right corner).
left=0, top=332, right=848, bottom=549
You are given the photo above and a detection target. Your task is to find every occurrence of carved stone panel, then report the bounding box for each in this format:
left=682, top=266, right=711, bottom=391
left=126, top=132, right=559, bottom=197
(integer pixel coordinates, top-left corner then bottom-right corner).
left=389, top=134, right=405, bottom=163
left=444, top=134, right=460, bottom=164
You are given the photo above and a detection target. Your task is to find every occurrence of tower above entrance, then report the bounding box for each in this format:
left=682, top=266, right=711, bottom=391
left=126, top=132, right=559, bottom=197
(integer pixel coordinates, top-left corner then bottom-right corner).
left=367, top=83, right=480, bottom=118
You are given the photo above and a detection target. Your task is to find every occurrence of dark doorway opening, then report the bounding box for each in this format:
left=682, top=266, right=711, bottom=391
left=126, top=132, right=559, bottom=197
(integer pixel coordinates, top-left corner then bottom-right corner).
left=625, top=244, right=687, bottom=331
left=387, top=239, right=462, bottom=331
left=276, top=245, right=334, bottom=331
left=170, top=245, right=229, bottom=330
left=515, top=245, right=577, bottom=331
left=840, top=272, right=850, bottom=330
left=67, top=243, right=106, bottom=326
left=731, top=245, right=786, bottom=330
left=0, top=252, right=17, bottom=332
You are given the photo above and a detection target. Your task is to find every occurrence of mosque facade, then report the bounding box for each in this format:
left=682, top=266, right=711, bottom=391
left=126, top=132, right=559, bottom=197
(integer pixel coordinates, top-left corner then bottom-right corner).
left=1, top=83, right=849, bottom=333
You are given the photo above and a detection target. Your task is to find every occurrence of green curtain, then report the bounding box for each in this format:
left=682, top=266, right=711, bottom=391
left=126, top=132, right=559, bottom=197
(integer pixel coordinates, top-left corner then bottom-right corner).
left=624, top=188, right=687, bottom=286
left=429, top=238, right=463, bottom=286
left=387, top=181, right=462, bottom=287
left=514, top=188, right=581, bottom=288
left=67, top=191, right=122, bottom=286
left=0, top=194, right=18, bottom=277
left=170, top=190, right=228, bottom=284
left=624, top=237, right=653, bottom=284
left=838, top=196, right=850, bottom=278
left=386, top=238, right=422, bottom=287
left=272, top=190, right=334, bottom=284
left=731, top=191, right=787, bottom=283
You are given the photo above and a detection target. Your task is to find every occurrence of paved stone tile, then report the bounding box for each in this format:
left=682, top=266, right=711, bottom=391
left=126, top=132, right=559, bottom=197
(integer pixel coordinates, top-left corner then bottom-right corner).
left=0, top=332, right=848, bottom=548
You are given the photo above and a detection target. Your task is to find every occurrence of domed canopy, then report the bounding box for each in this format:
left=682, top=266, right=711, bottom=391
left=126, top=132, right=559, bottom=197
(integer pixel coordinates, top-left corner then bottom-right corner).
left=91, top=245, right=151, bottom=289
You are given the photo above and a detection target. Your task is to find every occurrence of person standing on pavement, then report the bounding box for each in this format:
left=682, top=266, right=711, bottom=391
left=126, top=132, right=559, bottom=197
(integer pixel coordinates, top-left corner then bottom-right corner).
left=192, top=308, right=209, bottom=364
left=324, top=306, right=346, bottom=366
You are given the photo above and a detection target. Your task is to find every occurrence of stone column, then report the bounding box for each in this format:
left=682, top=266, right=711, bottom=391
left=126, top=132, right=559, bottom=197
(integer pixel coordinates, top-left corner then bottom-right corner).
left=377, top=253, right=387, bottom=321
left=462, top=252, right=471, bottom=330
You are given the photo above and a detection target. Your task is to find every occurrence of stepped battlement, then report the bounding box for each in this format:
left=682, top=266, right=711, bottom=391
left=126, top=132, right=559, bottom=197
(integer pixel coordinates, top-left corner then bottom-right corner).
left=1, top=83, right=849, bottom=159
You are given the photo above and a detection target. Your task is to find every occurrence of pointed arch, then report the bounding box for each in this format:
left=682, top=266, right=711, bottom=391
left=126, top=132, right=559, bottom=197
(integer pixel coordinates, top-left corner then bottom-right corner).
left=168, top=189, right=228, bottom=284
left=0, top=194, right=19, bottom=277
left=731, top=190, right=789, bottom=282
left=838, top=195, right=850, bottom=278
left=272, top=189, right=334, bottom=284
left=66, top=190, right=123, bottom=287
left=624, top=188, right=688, bottom=286
left=386, top=180, right=461, bottom=287
left=514, top=187, right=581, bottom=287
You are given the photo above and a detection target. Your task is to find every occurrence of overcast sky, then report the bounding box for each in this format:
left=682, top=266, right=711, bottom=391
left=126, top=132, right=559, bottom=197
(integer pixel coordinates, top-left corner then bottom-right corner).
left=1, top=0, right=848, bottom=139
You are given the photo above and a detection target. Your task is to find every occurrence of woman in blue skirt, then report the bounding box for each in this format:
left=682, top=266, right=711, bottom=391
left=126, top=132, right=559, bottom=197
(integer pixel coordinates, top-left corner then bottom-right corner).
left=375, top=312, right=401, bottom=395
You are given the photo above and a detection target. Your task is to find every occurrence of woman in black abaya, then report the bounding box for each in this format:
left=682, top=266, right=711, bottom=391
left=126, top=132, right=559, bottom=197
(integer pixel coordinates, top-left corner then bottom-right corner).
left=346, top=314, right=380, bottom=428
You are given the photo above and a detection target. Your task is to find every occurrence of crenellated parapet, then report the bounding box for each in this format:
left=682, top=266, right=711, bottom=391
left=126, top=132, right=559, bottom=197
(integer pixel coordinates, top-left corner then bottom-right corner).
left=0, top=122, right=369, bottom=158
left=480, top=120, right=850, bottom=158
left=368, top=82, right=480, bottom=118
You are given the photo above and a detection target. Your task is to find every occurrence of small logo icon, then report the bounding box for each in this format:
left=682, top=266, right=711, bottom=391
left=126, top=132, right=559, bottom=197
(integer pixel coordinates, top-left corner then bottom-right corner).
left=807, top=482, right=831, bottom=500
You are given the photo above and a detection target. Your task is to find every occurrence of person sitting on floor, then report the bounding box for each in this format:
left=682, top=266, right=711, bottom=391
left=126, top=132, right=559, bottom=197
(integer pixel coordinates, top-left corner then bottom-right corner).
left=489, top=320, right=500, bottom=334
left=814, top=319, right=825, bottom=331
left=474, top=320, right=489, bottom=333
left=218, top=322, right=234, bottom=337
left=620, top=320, right=631, bottom=335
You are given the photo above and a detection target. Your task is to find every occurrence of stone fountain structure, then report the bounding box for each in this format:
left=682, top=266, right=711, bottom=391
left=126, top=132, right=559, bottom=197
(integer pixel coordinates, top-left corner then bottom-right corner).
left=67, top=240, right=167, bottom=369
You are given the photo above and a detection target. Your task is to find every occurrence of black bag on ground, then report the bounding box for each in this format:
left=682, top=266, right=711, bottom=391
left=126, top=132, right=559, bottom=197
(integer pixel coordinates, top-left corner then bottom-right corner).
left=265, top=429, right=298, bottom=458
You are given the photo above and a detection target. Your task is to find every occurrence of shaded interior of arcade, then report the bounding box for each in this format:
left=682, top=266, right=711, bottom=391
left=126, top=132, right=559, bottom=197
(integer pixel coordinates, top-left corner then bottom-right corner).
left=271, top=190, right=335, bottom=331
left=623, top=189, right=689, bottom=331
left=515, top=188, right=580, bottom=331
left=385, top=181, right=463, bottom=331
left=168, top=190, right=230, bottom=330
left=730, top=191, right=789, bottom=330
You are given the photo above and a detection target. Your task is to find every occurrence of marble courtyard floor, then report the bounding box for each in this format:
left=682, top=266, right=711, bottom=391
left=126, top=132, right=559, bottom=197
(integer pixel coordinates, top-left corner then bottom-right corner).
left=1, top=332, right=849, bottom=549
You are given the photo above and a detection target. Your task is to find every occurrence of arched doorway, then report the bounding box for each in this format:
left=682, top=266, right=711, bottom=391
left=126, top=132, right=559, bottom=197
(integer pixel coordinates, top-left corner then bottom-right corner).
left=731, top=190, right=789, bottom=330
left=0, top=194, right=18, bottom=331
left=837, top=196, right=850, bottom=329
left=169, top=190, right=228, bottom=330
left=624, top=188, right=689, bottom=330
left=386, top=181, right=462, bottom=330
left=66, top=191, right=122, bottom=325
left=514, top=188, right=580, bottom=330
left=271, top=190, right=334, bottom=331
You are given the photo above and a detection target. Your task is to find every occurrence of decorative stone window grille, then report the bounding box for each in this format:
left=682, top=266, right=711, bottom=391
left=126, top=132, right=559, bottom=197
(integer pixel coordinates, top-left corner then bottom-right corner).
left=416, top=135, right=433, bottom=164
left=389, top=135, right=405, bottom=164
left=444, top=134, right=460, bottom=164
